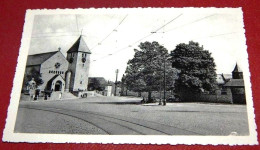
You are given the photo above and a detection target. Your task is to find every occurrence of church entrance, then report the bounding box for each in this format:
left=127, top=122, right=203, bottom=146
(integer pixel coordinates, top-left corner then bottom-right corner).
left=54, top=80, right=62, bottom=91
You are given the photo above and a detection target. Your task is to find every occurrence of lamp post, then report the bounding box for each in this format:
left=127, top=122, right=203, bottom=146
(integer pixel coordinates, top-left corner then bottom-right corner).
left=163, top=55, right=167, bottom=106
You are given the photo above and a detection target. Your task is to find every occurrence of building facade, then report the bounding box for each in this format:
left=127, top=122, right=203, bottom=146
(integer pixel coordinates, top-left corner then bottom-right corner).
left=23, top=36, right=91, bottom=97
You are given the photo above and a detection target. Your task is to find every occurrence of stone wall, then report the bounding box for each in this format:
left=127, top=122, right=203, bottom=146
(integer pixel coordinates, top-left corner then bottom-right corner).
left=231, top=87, right=246, bottom=104
left=123, top=91, right=172, bottom=99
left=179, top=88, right=233, bottom=103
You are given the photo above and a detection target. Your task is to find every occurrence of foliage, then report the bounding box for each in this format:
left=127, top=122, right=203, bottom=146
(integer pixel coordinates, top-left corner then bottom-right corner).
left=123, top=41, right=178, bottom=100
left=24, top=67, right=44, bottom=88
left=170, top=41, right=217, bottom=93
left=88, top=78, right=105, bottom=91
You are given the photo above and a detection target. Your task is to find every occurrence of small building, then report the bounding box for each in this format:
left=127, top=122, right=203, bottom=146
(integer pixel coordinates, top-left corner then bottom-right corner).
left=102, top=81, right=121, bottom=96
left=223, top=64, right=246, bottom=104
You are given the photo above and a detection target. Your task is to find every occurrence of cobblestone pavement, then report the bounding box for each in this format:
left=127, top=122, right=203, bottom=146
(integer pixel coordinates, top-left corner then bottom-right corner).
left=14, top=96, right=249, bottom=135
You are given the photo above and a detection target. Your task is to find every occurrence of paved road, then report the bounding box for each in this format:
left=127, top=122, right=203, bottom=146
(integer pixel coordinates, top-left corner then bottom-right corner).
left=15, top=96, right=249, bottom=135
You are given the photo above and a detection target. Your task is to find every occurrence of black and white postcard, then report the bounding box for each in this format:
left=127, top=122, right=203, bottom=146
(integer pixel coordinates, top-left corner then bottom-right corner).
left=2, top=8, right=258, bottom=145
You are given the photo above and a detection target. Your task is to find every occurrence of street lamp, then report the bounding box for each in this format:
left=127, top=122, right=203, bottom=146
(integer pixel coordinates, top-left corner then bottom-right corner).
left=163, top=55, right=167, bottom=106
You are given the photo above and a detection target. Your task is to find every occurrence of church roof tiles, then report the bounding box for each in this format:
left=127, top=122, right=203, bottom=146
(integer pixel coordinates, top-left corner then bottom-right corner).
left=26, top=51, right=58, bottom=66
left=224, top=79, right=244, bottom=87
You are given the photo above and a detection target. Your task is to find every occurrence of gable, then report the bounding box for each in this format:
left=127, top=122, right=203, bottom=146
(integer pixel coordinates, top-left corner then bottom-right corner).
left=41, top=51, right=69, bottom=72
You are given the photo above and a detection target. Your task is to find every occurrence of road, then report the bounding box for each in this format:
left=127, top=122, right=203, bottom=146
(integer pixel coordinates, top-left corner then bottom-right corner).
left=14, top=96, right=249, bottom=135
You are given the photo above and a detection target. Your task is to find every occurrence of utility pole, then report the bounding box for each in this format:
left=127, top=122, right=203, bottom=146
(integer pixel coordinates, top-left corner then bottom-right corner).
left=114, top=69, right=119, bottom=96
left=163, top=56, right=166, bottom=106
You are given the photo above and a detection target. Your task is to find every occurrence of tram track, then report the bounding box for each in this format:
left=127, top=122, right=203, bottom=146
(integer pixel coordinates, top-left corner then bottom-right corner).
left=20, top=106, right=172, bottom=135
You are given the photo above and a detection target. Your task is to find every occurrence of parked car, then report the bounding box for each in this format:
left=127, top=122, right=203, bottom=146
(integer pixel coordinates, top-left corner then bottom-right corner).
left=167, top=95, right=181, bottom=102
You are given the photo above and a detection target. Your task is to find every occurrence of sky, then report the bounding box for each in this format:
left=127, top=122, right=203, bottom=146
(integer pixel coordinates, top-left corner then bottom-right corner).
left=28, top=8, right=247, bottom=81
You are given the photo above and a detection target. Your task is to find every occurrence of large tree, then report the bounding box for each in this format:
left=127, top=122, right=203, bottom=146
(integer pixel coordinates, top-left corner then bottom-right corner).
left=123, top=41, right=178, bottom=100
left=170, top=41, right=217, bottom=93
left=23, top=67, right=44, bottom=91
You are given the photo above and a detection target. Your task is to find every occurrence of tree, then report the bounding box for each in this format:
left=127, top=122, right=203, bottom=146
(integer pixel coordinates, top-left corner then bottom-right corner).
left=23, top=67, right=44, bottom=90
left=88, top=78, right=105, bottom=91
left=123, top=41, right=178, bottom=101
left=170, top=41, right=217, bottom=93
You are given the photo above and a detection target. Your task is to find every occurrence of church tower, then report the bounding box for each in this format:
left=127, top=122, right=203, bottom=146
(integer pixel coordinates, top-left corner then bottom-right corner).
left=66, top=36, right=91, bottom=92
left=232, top=63, right=243, bottom=79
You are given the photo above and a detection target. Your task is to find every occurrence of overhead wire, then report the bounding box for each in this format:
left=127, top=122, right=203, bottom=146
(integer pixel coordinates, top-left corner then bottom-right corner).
left=163, top=31, right=241, bottom=46
left=90, top=14, right=128, bottom=51
left=75, top=14, right=79, bottom=33
left=164, top=14, right=216, bottom=33
left=91, top=13, right=183, bottom=62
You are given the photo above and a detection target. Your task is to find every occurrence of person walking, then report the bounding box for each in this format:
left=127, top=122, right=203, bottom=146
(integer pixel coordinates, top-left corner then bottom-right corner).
left=28, top=78, right=36, bottom=101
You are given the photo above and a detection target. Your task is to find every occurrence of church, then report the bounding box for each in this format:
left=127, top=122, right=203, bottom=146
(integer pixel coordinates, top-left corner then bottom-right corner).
left=23, top=36, right=91, bottom=97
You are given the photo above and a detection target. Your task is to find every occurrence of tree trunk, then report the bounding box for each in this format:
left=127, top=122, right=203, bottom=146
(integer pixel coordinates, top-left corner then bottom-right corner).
left=138, top=92, right=141, bottom=97
left=148, top=91, right=152, bottom=101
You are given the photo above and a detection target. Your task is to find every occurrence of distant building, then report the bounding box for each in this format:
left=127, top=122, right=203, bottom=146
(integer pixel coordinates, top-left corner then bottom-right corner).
left=223, top=63, right=246, bottom=104
left=23, top=36, right=91, bottom=97
left=102, top=81, right=121, bottom=96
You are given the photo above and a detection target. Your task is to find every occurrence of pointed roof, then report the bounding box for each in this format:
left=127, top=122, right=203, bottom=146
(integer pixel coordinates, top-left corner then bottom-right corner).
left=67, top=36, right=91, bottom=54
left=216, top=74, right=232, bottom=84
left=233, top=63, right=242, bottom=72
left=26, top=51, right=58, bottom=66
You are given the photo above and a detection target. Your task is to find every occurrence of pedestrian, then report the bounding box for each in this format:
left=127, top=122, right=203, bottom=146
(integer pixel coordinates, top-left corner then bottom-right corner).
left=35, top=89, right=40, bottom=100
left=44, top=92, right=48, bottom=100
left=59, top=91, right=62, bottom=99
left=28, top=78, right=36, bottom=101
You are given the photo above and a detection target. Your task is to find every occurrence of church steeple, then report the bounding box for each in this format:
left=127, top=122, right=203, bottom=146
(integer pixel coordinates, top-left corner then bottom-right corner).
left=66, top=36, right=91, bottom=92
left=67, top=36, right=91, bottom=54
left=232, top=63, right=243, bottom=79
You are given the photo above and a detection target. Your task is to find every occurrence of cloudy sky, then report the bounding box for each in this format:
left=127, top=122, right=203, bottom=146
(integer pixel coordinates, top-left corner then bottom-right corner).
left=28, top=8, right=247, bottom=81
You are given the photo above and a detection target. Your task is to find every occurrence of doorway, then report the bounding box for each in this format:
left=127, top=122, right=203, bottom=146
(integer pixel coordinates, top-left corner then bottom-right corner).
left=54, top=80, right=62, bottom=91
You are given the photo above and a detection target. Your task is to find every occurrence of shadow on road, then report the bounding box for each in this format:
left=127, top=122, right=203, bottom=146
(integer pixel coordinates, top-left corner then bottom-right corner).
left=162, top=110, right=243, bottom=113
left=87, top=101, right=142, bottom=105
